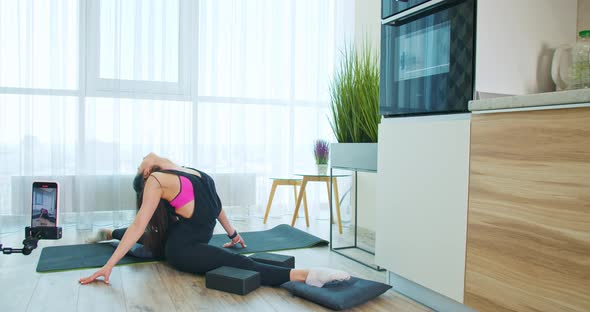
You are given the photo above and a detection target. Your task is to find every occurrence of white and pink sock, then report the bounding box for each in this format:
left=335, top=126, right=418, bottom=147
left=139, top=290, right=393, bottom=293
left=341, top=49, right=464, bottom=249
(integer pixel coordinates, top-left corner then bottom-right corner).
left=305, top=267, right=350, bottom=287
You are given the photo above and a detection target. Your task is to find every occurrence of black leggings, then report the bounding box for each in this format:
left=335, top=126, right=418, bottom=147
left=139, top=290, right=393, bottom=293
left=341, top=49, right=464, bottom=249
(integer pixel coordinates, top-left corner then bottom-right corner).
left=112, top=228, right=145, bottom=244
left=112, top=225, right=292, bottom=286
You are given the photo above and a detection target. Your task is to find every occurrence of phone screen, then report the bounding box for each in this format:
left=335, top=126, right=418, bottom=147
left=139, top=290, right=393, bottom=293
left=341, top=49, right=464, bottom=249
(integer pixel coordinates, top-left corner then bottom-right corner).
left=32, top=182, right=58, bottom=227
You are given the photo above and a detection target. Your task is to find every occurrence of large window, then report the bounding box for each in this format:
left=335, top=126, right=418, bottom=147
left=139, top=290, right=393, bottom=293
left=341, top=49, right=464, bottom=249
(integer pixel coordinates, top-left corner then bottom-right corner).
left=87, top=0, right=192, bottom=99
left=0, top=0, right=343, bottom=228
left=98, top=0, right=180, bottom=83
left=0, top=0, right=79, bottom=91
left=197, top=0, right=334, bottom=102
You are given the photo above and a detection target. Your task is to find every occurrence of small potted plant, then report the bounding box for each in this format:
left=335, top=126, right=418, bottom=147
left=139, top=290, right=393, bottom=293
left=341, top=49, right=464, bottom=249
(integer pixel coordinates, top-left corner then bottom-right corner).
left=313, top=139, right=330, bottom=175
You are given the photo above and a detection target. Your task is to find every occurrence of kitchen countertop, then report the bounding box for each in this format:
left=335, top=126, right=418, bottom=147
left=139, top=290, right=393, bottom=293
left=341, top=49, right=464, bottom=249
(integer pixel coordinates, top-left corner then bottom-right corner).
left=468, top=88, right=590, bottom=112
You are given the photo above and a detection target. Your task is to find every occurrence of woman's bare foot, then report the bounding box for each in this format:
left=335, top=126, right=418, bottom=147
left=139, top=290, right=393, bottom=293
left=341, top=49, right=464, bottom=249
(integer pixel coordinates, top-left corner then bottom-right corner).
left=85, top=228, right=113, bottom=243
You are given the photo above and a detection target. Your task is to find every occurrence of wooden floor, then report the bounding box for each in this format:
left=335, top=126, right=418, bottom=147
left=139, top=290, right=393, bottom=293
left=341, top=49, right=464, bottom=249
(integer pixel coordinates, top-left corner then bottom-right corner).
left=0, top=214, right=431, bottom=312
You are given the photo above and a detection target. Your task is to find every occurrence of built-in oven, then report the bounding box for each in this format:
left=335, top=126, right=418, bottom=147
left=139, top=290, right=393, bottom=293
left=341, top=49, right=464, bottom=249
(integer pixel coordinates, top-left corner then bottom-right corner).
left=380, top=0, right=476, bottom=117
left=382, top=0, right=431, bottom=19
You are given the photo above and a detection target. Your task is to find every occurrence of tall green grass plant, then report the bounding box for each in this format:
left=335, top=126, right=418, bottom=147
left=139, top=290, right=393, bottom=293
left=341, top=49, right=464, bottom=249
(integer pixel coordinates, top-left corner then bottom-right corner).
left=329, top=41, right=380, bottom=143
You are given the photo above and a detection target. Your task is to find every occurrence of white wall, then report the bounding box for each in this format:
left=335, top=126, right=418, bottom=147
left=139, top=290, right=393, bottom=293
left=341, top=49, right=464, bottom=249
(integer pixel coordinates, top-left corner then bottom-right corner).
left=580, top=0, right=590, bottom=32
left=354, top=0, right=381, bottom=51
left=354, top=172, right=377, bottom=231
left=476, top=0, right=578, bottom=95
left=353, top=0, right=380, bottom=232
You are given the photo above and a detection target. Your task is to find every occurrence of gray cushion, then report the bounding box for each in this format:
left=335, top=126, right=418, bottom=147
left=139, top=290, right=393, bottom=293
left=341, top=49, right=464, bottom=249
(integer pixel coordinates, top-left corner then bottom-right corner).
left=280, top=277, right=392, bottom=310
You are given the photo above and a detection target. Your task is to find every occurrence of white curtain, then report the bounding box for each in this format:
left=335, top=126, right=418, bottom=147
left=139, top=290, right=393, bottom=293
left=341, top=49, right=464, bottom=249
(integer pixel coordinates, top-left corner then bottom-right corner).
left=0, top=0, right=352, bottom=235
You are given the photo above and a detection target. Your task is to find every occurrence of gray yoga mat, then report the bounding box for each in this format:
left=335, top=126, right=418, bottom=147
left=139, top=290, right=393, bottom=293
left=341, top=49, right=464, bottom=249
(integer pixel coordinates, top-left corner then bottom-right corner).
left=36, top=224, right=328, bottom=272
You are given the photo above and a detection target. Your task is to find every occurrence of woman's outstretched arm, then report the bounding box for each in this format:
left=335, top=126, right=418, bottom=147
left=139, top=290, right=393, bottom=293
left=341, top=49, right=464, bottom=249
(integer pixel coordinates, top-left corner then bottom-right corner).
left=217, top=209, right=246, bottom=248
left=79, top=176, right=162, bottom=284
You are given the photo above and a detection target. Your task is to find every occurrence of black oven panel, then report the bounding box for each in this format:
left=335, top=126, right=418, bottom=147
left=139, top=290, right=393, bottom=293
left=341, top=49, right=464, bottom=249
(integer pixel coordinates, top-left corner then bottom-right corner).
left=382, top=0, right=431, bottom=20
left=380, top=0, right=475, bottom=117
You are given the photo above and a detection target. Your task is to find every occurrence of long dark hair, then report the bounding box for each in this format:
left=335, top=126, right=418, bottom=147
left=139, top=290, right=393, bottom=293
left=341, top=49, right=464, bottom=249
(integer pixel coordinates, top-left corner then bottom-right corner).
left=133, top=166, right=177, bottom=258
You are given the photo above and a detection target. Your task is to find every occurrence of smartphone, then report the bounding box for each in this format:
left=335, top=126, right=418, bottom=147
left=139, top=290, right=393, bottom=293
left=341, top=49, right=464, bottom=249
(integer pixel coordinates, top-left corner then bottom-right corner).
left=31, top=181, right=59, bottom=228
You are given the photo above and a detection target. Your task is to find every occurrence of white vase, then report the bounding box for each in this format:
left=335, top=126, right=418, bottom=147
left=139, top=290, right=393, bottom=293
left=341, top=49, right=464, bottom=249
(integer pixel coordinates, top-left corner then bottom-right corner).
left=316, top=164, right=328, bottom=175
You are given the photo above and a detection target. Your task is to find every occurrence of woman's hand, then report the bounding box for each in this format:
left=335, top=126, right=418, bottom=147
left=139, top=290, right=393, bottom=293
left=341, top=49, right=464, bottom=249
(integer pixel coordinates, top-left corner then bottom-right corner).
left=79, top=265, right=113, bottom=285
left=223, top=233, right=247, bottom=248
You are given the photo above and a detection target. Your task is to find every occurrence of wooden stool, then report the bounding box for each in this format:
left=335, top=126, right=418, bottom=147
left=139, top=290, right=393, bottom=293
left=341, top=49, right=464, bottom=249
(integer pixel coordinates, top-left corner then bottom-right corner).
left=290, top=174, right=345, bottom=234
left=263, top=178, right=308, bottom=224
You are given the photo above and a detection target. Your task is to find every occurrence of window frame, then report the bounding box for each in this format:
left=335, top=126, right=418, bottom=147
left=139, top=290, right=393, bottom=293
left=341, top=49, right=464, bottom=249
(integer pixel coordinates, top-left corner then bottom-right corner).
left=85, top=0, right=195, bottom=101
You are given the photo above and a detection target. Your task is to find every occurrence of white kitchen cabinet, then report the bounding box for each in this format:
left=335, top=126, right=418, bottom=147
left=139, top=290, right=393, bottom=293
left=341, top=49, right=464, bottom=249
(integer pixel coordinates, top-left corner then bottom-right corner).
left=375, top=114, right=470, bottom=303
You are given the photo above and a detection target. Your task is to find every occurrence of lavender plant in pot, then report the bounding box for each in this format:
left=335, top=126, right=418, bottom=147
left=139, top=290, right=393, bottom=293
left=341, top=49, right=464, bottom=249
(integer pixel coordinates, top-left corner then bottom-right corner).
left=313, top=139, right=330, bottom=175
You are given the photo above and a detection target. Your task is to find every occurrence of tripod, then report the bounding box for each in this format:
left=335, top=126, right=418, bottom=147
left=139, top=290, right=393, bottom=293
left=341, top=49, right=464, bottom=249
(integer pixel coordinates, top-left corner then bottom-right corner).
left=1, top=232, right=42, bottom=255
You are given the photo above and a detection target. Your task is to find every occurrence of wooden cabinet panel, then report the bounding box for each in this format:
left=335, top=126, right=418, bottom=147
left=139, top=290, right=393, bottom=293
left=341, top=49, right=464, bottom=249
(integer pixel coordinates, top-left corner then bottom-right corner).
left=465, top=107, right=590, bottom=312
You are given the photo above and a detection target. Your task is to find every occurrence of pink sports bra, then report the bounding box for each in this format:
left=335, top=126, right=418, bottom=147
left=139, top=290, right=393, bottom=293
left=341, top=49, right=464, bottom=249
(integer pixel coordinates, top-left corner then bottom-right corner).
left=169, top=175, right=194, bottom=209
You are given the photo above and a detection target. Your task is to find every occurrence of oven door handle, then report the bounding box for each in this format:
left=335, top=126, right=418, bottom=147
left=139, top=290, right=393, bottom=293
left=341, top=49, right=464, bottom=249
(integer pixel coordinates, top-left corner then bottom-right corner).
left=382, top=0, right=449, bottom=25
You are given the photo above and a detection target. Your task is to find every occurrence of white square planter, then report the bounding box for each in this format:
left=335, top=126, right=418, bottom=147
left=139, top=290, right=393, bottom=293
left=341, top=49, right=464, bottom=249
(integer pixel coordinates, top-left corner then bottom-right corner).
left=330, top=143, right=378, bottom=172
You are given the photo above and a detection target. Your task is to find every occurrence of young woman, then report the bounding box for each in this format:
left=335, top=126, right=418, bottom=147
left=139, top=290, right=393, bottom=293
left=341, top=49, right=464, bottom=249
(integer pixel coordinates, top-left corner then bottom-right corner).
left=79, top=153, right=349, bottom=287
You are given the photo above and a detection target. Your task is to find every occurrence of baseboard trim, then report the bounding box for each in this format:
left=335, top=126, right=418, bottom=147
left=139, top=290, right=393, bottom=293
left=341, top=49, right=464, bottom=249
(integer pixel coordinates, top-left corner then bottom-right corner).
left=388, top=271, right=477, bottom=312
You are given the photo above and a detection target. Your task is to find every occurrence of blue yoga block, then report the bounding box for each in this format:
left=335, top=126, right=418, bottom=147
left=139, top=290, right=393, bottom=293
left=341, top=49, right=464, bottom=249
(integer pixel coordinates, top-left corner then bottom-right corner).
left=249, top=252, right=295, bottom=269
left=205, top=266, right=261, bottom=295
